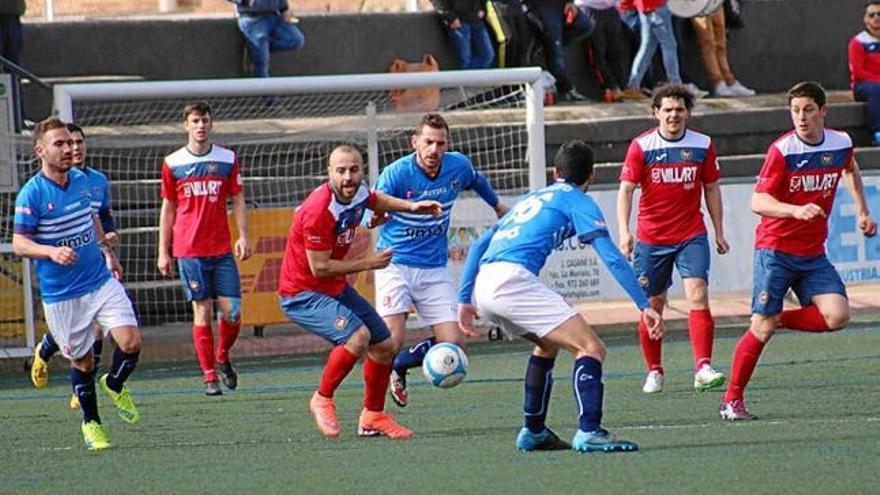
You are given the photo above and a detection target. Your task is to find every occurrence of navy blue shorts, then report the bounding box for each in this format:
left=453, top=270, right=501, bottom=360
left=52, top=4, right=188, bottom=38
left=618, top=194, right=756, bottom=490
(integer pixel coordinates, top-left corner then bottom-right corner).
left=279, top=285, right=390, bottom=346
left=632, top=234, right=710, bottom=297
left=177, top=254, right=241, bottom=302
left=751, top=249, right=847, bottom=315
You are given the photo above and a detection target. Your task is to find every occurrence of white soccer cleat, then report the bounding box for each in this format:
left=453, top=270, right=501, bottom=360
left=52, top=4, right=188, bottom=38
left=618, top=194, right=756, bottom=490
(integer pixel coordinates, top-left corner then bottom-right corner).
left=642, top=370, right=664, bottom=393
left=694, top=364, right=726, bottom=391
left=713, top=81, right=735, bottom=97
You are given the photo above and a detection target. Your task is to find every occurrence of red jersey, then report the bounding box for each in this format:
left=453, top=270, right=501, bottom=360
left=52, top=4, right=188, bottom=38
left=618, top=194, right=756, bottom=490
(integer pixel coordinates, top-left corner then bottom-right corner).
left=848, top=31, right=880, bottom=88
left=620, top=128, right=720, bottom=245
left=278, top=183, right=378, bottom=297
left=754, top=129, right=854, bottom=257
left=161, top=144, right=243, bottom=258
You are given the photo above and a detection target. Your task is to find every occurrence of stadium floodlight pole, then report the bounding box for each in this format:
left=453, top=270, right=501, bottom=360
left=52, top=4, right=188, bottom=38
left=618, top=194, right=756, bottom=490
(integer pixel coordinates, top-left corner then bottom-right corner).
left=52, top=67, right=547, bottom=191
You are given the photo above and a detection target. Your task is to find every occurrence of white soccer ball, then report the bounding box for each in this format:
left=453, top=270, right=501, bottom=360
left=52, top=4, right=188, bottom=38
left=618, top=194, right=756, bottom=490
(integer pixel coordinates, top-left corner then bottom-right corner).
left=422, top=343, right=469, bottom=388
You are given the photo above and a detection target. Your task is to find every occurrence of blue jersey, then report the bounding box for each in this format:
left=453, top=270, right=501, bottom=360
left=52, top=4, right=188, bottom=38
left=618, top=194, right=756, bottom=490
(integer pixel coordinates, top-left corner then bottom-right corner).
left=481, top=181, right=609, bottom=275
left=14, top=169, right=111, bottom=303
left=459, top=181, right=649, bottom=310
left=375, top=151, right=499, bottom=268
left=82, top=166, right=116, bottom=234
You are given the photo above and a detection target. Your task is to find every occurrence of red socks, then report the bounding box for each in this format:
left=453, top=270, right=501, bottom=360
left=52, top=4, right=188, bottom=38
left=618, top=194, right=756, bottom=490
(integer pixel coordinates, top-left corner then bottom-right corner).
left=216, top=319, right=241, bottom=364
left=723, top=331, right=766, bottom=403
left=689, top=309, right=715, bottom=370
left=779, top=305, right=830, bottom=332
left=363, top=357, right=392, bottom=412
left=192, top=325, right=217, bottom=382
left=317, top=346, right=359, bottom=398
left=638, top=319, right=663, bottom=373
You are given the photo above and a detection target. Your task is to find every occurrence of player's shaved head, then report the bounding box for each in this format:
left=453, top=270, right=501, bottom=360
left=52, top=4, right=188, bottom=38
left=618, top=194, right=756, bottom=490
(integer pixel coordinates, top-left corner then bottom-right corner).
left=327, top=144, right=365, bottom=203
left=554, top=140, right=595, bottom=187
left=33, top=117, right=68, bottom=147
left=328, top=144, right=364, bottom=166
left=788, top=81, right=826, bottom=108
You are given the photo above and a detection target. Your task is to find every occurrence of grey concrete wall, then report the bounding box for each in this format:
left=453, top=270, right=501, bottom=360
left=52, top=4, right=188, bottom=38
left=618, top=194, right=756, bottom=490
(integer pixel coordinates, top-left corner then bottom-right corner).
left=20, top=0, right=867, bottom=119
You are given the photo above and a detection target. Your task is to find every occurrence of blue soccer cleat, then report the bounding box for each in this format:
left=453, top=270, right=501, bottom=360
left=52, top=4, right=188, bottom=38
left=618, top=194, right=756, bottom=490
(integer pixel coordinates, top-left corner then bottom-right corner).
left=515, top=427, right=571, bottom=451
left=572, top=428, right=639, bottom=453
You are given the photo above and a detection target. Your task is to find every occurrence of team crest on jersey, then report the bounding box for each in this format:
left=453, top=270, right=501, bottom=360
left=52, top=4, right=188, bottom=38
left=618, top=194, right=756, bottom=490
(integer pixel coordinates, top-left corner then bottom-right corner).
left=681, top=149, right=693, bottom=161
left=334, top=316, right=347, bottom=331
left=821, top=153, right=833, bottom=166
left=207, top=163, right=217, bottom=173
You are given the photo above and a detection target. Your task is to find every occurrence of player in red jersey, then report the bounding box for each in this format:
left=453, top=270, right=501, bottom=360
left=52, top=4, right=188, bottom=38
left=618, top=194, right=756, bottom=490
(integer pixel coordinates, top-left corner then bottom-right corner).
left=157, top=102, right=253, bottom=396
left=278, top=145, right=441, bottom=439
left=720, top=82, right=877, bottom=420
left=617, top=84, right=729, bottom=394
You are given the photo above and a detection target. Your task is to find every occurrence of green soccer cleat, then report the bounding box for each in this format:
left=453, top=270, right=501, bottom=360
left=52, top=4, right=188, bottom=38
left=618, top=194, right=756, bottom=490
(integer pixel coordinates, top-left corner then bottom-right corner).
left=81, top=421, right=111, bottom=451
left=30, top=342, right=49, bottom=389
left=694, top=364, right=726, bottom=392
left=99, top=373, right=140, bottom=424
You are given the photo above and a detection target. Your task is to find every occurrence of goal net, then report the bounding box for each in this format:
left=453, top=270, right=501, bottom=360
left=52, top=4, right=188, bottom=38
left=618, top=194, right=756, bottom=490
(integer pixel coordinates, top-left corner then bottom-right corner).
left=42, top=68, right=546, bottom=330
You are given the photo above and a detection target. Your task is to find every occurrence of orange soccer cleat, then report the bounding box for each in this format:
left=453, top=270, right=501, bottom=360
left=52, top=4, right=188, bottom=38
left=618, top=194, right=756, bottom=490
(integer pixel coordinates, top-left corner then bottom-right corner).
left=309, top=391, right=340, bottom=438
left=357, top=409, right=413, bottom=439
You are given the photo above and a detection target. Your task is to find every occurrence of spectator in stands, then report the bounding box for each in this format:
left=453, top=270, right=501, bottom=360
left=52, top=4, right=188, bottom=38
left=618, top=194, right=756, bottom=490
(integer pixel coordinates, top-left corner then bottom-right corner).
left=621, top=0, right=682, bottom=101
left=524, top=0, right=595, bottom=101
left=429, top=0, right=495, bottom=70
left=0, top=0, right=24, bottom=67
left=849, top=0, right=880, bottom=145
left=228, top=0, right=305, bottom=78
left=486, top=0, right=531, bottom=68
left=575, top=0, right=626, bottom=102
left=691, top=5, right=755, bottom=97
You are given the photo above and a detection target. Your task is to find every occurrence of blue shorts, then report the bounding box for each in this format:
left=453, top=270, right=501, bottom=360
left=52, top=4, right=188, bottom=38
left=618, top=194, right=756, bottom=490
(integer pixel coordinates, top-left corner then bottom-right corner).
left=751, top=249, right=847, bottom=315
left=632, top=234, right=710, bottom=297
left=177, top=254, right=241, bottom=302
left=279, top=285, right=390, bottom=346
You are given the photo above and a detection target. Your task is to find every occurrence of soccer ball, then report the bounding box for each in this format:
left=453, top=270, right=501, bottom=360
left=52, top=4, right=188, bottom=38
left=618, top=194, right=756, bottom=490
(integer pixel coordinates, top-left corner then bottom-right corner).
left=422, top=343, right=469, bottom=388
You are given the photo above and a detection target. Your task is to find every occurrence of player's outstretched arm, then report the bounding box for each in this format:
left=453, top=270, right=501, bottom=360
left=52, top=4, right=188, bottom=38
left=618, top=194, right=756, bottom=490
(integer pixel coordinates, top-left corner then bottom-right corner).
left=751, top=192, right=825, bottom=221
left=231, top=193, right=254, bottom=261
left=305, top=247, right=393, bottom=278
left=157, top=199, right=176, bottom=277
left=470, top=173, right=508, bottom=217
left=456, top=225, right=497, bottom=335
left=616, top=181, right=637, bottom=259
left=841, top=160, right=878, bottom=237
left=373, top=191, right=442, bottom=216
left=703, top=181, right=729, bottom=254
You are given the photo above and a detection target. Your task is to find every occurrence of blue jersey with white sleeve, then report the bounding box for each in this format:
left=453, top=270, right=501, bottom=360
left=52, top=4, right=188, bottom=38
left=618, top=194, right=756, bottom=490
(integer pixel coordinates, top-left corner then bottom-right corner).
left=82, top=166, right=116, bottom=234
left=13, top=169, right=111, bottom=303
left=458, top=181, right=649, bottom=310
left=375, top=151, right=499, bottom=268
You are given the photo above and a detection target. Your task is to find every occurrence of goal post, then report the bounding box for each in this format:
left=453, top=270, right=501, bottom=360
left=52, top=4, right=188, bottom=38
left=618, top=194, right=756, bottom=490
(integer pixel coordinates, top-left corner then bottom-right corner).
left=45, top=68, right=546, bottom=329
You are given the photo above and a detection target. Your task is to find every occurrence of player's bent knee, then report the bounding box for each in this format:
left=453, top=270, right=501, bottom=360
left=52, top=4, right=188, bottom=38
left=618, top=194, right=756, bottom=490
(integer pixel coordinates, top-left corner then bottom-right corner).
left=368, top=337, right=397, bottom=362
left=112, top=327, right=142, bottom=353
left=824, top=311, right=849, bottom=331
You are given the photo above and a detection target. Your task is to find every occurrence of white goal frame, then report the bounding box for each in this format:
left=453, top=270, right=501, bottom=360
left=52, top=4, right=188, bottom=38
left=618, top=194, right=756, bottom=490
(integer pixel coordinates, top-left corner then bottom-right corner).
left=52, top=68, right=547, bottom=191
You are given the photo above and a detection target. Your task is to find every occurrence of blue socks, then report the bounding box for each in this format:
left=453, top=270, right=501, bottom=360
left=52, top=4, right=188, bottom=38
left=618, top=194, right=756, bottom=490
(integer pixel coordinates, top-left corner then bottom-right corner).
left=104, top=348, right=140, bottom=393
left=92, top=339, right=104, bottom=371
left=71, top=367, right=100, bottom=423
left=39, top=333, right=59, bottom=361
left=392, top=337, right=436, bottom=373
left=573, top=356, right=604, bottom=433
left=524, top=355, right=555, bottom=433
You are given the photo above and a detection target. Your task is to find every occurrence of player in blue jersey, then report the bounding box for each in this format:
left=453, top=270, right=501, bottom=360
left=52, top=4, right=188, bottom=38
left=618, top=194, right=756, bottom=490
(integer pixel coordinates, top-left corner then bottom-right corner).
left=14, top=118, right=142, bottom=451
left=30, top=123, right=121, bottom=411
left=458, top=140, right=662, bottom=453
left=371, top=113, right=508, bottom=408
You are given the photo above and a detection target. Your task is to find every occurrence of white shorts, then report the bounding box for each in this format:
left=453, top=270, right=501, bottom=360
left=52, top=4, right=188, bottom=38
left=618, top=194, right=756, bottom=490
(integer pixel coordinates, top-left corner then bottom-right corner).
left=474, top=262, right=579, bottom=339
left=374, top=263, right=457, bottom=326
left=43, top=277, right=138, bottom=360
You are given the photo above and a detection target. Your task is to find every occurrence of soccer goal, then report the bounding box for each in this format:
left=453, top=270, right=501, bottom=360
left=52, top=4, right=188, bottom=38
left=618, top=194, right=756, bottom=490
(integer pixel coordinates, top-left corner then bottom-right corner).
left=47, top=68, right=546, bottom=330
